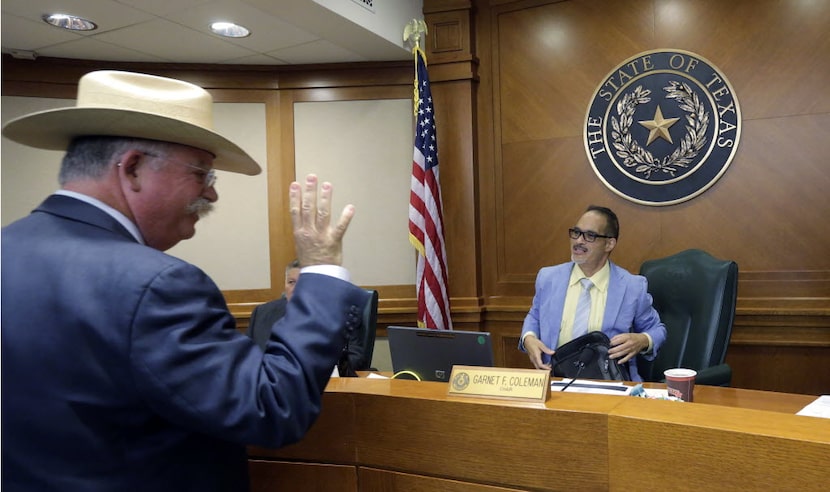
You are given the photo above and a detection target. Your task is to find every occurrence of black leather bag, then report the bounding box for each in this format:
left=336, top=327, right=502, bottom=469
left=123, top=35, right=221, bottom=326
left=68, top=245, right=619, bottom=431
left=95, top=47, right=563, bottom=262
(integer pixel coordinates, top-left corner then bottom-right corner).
left=551, top=331, right=631, bottom=381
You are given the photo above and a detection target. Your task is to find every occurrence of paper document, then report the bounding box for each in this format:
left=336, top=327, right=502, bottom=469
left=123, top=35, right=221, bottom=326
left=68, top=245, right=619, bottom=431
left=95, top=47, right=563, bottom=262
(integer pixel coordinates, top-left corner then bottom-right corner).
left=551, top=379, right=632, bottom=395
left=796, top=395, right=830, bottom=419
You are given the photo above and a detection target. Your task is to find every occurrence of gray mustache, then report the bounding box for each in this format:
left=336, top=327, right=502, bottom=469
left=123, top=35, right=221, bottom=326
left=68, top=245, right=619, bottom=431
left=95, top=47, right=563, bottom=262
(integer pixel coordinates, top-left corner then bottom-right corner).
left=186, top=198, right=214, bottom=218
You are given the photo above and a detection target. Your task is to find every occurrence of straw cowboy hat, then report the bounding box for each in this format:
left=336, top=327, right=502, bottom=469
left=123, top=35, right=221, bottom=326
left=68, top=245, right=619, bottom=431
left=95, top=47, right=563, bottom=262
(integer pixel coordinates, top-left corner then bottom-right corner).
left=2, top=70, right=261, bottom=175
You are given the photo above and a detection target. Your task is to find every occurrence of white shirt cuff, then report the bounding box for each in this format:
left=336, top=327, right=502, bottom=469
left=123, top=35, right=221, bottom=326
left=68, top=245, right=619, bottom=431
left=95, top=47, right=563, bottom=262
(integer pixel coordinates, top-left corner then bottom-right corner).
left=642, top=333, right=654, bottom=354
left=301, top=265, right=351, bottom=283
left=520, top=331, right=537, bottom=350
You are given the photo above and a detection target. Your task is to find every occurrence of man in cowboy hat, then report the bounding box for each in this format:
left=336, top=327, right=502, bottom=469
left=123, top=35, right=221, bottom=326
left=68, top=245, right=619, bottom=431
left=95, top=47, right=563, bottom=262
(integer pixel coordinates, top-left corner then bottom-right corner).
left=1, top=70, right=370, bottom=491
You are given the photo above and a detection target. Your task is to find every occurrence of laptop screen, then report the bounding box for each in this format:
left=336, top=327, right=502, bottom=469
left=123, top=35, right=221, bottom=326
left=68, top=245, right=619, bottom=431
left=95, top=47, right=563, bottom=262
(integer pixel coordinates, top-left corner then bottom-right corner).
left=387, top=326, right=494, bottom=382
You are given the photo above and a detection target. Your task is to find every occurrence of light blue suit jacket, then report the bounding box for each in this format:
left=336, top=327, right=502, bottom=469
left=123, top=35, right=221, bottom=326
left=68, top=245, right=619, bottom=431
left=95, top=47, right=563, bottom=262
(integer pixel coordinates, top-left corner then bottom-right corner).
left=520, top=261, right=666, bottom=381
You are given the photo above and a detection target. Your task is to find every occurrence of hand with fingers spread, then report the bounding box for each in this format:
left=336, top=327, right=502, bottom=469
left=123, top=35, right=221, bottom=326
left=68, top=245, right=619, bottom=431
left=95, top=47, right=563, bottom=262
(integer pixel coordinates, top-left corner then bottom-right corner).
left=289, top=174, right=355, bottom=267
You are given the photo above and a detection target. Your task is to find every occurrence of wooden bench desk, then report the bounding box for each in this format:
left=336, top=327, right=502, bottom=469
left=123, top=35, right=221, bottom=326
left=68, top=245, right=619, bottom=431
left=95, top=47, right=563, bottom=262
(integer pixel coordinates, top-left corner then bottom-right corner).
left=248, top=377, right=829, bottom=491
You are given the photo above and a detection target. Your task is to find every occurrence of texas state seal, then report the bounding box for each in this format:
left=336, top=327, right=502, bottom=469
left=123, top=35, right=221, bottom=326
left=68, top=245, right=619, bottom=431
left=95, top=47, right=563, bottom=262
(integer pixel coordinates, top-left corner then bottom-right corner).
left=451, top=371, right=470, bottom=391
left=584, top=49, right=741, bottom=206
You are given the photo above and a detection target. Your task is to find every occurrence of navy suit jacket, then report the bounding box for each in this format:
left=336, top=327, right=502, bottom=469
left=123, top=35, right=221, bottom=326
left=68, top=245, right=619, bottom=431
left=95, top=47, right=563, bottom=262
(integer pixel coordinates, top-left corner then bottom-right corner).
left=520, top=261, right=667, bottom=381
left=1, top=195, right=369, bottom=491
left=247, top=296, right=369, bottom=372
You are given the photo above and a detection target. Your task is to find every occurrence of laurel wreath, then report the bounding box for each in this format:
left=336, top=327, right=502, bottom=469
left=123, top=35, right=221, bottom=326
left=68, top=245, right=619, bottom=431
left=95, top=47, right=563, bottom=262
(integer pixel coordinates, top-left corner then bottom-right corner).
left=610, top=82, right=709, bottom=179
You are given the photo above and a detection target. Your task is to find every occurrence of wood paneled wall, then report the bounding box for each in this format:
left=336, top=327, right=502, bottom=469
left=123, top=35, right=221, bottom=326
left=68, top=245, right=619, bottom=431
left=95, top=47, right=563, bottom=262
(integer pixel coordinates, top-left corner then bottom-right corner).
left=3, top=0, right=828, bottom=394
left=420, top=0, right=829, bottom=394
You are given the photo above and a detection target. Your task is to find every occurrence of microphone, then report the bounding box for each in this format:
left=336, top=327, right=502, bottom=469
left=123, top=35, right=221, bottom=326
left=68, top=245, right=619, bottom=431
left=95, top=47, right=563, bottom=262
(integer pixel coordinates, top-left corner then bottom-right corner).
left=559, top=347, right=595, bottom=392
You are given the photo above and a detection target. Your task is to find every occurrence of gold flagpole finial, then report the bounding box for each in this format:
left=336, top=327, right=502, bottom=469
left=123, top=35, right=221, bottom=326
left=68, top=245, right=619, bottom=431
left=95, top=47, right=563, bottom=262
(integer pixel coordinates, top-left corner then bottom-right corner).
left=403, top=19, right=427, bottom=50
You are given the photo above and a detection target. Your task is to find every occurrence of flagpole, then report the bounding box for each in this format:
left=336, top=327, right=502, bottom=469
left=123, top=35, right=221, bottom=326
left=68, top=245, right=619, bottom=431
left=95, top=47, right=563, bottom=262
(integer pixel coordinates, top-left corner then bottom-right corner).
left=405, top=18, right=453, bottom=331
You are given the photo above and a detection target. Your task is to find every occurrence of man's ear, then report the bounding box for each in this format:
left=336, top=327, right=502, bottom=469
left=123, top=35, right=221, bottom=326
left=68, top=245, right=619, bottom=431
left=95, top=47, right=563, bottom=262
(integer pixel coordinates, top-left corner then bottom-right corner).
left=605, top=237, right=617, bottom=253
left=118, top=150, right=144, bottom=192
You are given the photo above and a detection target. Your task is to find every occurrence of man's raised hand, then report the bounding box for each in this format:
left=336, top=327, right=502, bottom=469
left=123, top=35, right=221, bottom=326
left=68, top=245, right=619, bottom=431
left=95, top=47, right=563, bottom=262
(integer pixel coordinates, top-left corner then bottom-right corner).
left=289, top=174, right=355, bottom=267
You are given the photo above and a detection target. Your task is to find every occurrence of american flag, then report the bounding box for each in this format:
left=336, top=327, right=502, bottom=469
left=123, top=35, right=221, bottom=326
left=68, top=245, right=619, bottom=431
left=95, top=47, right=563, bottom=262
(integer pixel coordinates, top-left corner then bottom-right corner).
left=408, top=48, right=452, bottom=331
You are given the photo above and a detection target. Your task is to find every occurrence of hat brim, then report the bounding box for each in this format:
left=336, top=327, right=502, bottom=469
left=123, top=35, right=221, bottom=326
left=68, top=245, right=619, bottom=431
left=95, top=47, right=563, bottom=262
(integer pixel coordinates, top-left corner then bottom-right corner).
left=2, top=107, right=262, bottom=175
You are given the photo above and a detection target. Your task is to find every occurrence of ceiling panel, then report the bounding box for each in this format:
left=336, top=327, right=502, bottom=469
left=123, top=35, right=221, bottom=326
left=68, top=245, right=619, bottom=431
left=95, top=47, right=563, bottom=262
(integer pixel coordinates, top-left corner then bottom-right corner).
left=1, top=0, right=422, bottom=65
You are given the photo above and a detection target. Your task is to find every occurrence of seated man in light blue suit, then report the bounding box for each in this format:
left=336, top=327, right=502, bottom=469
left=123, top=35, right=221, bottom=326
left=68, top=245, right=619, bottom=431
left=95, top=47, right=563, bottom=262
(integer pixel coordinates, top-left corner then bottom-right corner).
left=519, top=205, right=666, bottom=381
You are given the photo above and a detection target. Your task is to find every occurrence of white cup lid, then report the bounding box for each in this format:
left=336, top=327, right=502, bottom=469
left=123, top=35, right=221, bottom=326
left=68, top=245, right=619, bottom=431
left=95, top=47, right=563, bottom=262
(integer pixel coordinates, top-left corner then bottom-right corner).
left=664, top=368, right=697, bottom=378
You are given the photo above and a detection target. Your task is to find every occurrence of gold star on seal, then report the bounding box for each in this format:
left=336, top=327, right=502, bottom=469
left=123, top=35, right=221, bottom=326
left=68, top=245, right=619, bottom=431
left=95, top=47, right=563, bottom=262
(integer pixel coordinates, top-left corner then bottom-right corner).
left=638, top=106, right=680, bottom=145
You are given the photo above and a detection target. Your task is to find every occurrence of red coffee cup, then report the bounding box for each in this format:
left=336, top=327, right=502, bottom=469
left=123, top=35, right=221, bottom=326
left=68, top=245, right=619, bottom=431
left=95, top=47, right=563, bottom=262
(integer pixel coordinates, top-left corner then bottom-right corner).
left=664, top=368, right=697, bottom=402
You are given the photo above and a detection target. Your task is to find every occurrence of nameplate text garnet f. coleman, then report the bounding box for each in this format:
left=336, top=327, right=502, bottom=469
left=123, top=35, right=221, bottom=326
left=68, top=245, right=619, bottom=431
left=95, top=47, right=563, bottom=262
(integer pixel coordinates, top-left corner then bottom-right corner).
left=448, top=366, right=550, bottom=403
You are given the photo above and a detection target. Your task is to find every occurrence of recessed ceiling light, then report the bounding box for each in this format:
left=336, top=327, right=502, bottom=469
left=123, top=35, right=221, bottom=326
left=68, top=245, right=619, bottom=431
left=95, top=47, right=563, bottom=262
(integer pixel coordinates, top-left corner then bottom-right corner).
left=210, top=22, right=251, bottom=38
left=42, top=13, right=97, bottom=31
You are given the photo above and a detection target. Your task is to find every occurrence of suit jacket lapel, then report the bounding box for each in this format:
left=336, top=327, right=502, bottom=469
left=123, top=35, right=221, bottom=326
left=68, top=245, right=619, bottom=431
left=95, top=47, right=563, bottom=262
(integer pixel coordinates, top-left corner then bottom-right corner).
left=35, top=194, right=138, bottom=243
left=603, top=261, right=627, bottom=330
left=551, top=266, right=570, bottom=328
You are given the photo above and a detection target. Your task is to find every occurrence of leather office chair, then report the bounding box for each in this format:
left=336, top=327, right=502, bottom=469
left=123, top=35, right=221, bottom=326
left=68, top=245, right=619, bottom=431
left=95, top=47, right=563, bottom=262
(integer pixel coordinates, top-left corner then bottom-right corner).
left=356, top=289, right=379, bottom=371
left=636, top=249, right=738, bottom=386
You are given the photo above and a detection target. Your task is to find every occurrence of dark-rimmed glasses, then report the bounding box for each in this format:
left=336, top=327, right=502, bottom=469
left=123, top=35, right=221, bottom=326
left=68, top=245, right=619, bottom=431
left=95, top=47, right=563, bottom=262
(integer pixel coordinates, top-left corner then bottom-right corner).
left=568, top=228, right=614, bottom=242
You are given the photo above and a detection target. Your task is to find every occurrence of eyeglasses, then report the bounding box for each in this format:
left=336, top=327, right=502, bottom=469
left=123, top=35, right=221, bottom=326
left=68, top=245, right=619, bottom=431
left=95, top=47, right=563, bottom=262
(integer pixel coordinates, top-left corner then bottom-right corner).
left=568, top=228, right=614, bottom=242
left=142, top=152, right=217, bottom=189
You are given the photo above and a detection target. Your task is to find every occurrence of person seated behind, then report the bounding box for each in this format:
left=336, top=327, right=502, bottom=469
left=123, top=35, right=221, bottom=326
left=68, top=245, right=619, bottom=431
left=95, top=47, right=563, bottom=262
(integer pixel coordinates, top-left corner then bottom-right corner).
left=519, top=205, right=667, bottom=381
left=248, top=259, right=371, bottom=375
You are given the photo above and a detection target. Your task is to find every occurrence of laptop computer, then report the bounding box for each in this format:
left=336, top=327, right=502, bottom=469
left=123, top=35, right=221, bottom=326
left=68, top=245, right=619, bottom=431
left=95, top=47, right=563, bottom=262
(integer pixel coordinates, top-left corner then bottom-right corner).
left=387, top=326, right=494, bottom=382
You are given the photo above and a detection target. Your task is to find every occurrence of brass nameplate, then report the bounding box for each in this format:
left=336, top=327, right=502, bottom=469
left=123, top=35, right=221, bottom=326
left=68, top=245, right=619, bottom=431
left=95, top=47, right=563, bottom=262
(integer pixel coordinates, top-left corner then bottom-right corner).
left=448, top=366, right=550, bottom=403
